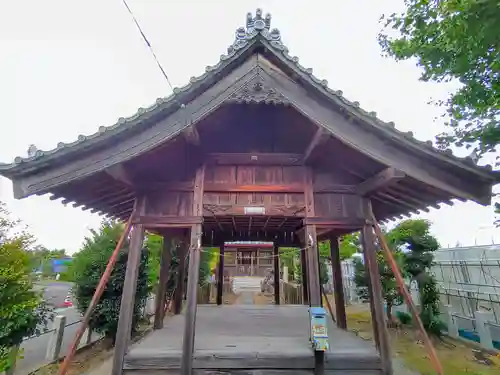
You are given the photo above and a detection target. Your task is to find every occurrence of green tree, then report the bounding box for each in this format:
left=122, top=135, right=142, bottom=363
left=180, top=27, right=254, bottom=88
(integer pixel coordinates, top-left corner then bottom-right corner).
left=352, top=219, right=443, bottom=333
left=144, top=234, right=162, bottom=290
left=71, top=220, right=149, bottom=343
left=353, top=240, right=405, bottom=321
left=379, top=0, right=500, bottom=158
left=339, top=233, right=360, bottom=260
left=279, top=247, right=300, bottom=282
left=0, top=202, right=52, bottom=372
left=27, top=246, right=68, bottom=278
left=390, top=219, right=444, bottom=336
left=199, top=247, right=218, bottom=286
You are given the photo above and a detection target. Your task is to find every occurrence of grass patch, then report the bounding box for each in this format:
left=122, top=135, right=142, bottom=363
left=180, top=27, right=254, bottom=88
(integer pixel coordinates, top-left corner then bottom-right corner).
left=29, top=338, right=113, bottom=375
left=345, top=307, right=500, bottom=375
left=29, top=321, right=153, bottom=375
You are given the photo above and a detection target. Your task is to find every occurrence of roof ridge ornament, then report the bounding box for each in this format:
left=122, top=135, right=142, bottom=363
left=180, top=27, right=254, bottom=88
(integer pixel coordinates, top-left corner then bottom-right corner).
left=228, top=9, right=284, bottom=54
left=226, top=70, right=288, bottom=106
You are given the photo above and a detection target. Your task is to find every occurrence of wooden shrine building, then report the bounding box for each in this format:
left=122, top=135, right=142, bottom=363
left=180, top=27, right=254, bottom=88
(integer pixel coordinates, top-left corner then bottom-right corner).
left=1, top=9, right=498, bottom=375
left=223, top=241, right=275, bottom=277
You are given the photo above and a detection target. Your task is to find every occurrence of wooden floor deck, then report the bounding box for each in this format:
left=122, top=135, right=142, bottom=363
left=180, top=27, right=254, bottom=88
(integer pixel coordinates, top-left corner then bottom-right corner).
left=124, top=305, right=382, bottom=374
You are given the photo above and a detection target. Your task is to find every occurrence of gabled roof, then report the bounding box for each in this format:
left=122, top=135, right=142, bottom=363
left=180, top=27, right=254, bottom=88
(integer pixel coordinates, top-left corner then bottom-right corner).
left=0, top=8, right=497, bottom=184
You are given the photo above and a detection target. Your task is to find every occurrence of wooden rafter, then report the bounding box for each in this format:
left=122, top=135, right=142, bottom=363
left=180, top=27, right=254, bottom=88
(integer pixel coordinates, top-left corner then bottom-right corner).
left=105, top=164, right=134, bottom=187
left=183, top=125, right=200, bottom=145
left=303, top=127, right=327, bottom=161
left=356, top=167, right=406, bottom=196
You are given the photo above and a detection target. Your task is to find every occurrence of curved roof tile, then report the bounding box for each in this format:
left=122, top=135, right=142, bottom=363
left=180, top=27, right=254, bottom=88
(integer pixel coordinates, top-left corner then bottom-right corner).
left=0, top=9, right=496, bottom=178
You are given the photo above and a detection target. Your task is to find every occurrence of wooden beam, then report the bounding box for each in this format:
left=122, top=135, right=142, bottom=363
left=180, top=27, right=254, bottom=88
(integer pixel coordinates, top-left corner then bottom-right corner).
left=383, top=189, right=431, bottom=212
left=204, top=204, right=305, bottom=217
left=183, top=125, right=200, bottom=145
left=356, top=167, right=406, bottom=196
left=141, top=181, right=359, bottom=194
left=300, top=246, right=309, bottom=304
left=216, top=244, right=224, bottom=306
left=111, top=197, right=145, bottom=375
left=207, top=153, right=303, bottom=166
left=205, top=183, right=304, bottom=193
left=154, top=236, right=173, bottom=329
left=181, top=164, right=205, bottom=375
left=105, top=164, right=134, bottom=187
left=378, top=192, right=429, bottom=212
left=72, top=188, right=131, bottom=209
left=273, top=243, right=280, bottom=305
left=133, top=215, right=203, bottom=227
left=304, top=127, right=327, bottom=161
left=173, top=238, right=188, bottom=315
left=304, top=167, right=324, bottom=371
left=303, top=217, right=365, bottom=227
left=361, top=199, right=393, bottom=375
left=304, top=168, right=322, bottom=307
left=329, top=236, right=347, bottom=329
left=313, top=183, right=356, bottom=194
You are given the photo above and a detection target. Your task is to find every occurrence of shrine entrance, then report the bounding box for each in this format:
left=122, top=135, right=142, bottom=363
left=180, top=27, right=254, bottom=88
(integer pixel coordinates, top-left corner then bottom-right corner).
left=2, top=9, right=496, bottom=375
left=223, top=241, right=275, bottom=277
left=236, top=250, right=255, bottom=276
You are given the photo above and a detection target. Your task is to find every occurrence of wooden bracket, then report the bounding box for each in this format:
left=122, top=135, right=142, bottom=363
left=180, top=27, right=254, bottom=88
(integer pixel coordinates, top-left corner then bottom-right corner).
left=184, top=125, right=200, bottom=145
left=105, top=164, right=134, bottom=187
left=304, top=127, right=328, bottom=162
left=355, top=167, right=406, bottom=196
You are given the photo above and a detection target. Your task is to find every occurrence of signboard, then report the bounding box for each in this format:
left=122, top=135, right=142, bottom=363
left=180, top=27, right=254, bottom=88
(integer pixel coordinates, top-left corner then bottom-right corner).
left=243, top=206, right=266, bottom=215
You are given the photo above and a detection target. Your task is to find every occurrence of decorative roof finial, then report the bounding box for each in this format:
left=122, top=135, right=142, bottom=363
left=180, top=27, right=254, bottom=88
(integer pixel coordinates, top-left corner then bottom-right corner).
left=246, top=8, right=271, bottom=32
left=228, top=9, right=283, bottom=54
left=27, top=144, right=38, bottom=158
left=467, top=150, right=480, bottom=164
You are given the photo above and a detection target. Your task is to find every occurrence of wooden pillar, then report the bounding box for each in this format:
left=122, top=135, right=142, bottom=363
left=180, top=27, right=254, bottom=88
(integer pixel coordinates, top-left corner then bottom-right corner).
left=361, top=232, right=380, bottom=350
left=111, top=199, right=146, bottom=375
left=329, top=236, right=347, bottom=329
left=181, top=165, right=205, bottom=375
left=174, top=236, right=188, bottom=315
left=273, top=243, right=280, bottom=305
left=304, top=226, right=321, bottom=306
left=154, top=235, right=173, bottom=329
left=300, top=247, right=309, bottom=304
left=216, top=244, right=224, bottom=306
left=361, top=199, right=393, bottom=375
left=304, top=168, right=321, bottom=306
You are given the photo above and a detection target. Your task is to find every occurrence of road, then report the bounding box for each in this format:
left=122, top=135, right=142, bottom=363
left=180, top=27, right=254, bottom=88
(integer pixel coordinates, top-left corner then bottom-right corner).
left=15, top=282, right=101, bottom=375
left=35, top=280, right=73, bottom=308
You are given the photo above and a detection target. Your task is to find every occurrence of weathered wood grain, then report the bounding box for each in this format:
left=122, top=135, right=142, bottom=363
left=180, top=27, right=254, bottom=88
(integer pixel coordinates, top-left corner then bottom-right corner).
left=124, top=305, right=381, bottom=372
left=125, top=370, right=382, bottom=375
left=125, top=370, right=382, bottom=374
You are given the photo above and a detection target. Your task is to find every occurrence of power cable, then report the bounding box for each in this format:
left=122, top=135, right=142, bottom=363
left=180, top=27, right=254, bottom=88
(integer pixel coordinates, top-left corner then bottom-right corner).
left=121, top=0, right=174, bottom=91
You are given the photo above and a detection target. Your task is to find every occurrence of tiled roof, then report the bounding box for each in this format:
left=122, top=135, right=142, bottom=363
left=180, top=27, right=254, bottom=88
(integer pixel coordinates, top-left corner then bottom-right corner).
left=0, top=9, right=496, bottom=178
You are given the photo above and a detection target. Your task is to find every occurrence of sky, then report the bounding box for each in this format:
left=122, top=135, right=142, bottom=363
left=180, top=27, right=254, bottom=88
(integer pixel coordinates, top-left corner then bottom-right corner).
left=0, top=0, right=498, bottom=254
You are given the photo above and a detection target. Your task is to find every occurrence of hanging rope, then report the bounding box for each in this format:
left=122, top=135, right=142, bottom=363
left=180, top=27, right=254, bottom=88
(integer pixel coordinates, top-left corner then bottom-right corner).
left=369, top=210, right=444, bottom=375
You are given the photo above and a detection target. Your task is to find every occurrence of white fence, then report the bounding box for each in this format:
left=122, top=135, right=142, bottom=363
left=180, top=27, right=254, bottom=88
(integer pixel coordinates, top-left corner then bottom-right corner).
left=432, top=245, right=500, bottom=349
left=331, top=245, right=500, bottom=350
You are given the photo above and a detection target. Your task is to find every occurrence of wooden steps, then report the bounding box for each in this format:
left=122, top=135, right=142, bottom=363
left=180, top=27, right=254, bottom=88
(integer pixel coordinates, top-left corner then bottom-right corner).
left=123, top=305, right=382, bottom=375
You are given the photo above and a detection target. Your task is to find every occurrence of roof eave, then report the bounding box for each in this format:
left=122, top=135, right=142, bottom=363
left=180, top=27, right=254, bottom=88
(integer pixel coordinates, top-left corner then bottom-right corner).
left=0, top=39, right=264, bottom=178
left=255, top=39, right=497, bottom=183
